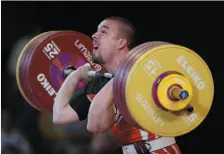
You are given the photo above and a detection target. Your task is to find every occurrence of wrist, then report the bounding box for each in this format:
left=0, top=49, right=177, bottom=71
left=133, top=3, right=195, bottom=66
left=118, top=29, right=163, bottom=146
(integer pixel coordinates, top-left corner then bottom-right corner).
left=68, top=70, right=81, bottom=83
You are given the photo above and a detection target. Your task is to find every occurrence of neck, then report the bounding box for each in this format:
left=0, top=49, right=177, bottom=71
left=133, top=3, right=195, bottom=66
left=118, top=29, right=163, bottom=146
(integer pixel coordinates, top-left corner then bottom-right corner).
left=103, top=49, right=129, bottom=73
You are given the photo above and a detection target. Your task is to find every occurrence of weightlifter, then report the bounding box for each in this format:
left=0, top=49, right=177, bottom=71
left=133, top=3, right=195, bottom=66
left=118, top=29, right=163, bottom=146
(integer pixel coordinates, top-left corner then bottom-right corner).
left=53, top=16, right=181, bottom=154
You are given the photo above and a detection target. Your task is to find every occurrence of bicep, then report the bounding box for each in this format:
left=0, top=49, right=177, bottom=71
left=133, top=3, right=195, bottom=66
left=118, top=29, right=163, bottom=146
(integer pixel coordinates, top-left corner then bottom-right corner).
left=53, top=88, right=91, bottom=125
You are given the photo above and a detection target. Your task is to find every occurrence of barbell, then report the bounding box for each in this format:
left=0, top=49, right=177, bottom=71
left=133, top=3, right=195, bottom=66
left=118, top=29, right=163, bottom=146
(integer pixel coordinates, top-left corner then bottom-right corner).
left=16, top=31, right=214, bottom=137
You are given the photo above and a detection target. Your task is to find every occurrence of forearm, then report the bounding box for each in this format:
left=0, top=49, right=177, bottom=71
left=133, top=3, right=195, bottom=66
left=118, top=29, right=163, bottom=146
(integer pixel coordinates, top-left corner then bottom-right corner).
left=53, top=71, right=80, bottom=118
left=87, top=79, right=115, bottom=133
left=87, top=102, right=114, bottom=133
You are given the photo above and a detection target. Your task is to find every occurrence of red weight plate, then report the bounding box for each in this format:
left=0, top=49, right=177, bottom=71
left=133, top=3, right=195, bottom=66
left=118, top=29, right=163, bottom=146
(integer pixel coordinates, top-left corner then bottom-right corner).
left=17, top=31, right=57, bottom=111
left=24, top=31, right=106, bottom=112
left=21, top=31, right=61, bottom=112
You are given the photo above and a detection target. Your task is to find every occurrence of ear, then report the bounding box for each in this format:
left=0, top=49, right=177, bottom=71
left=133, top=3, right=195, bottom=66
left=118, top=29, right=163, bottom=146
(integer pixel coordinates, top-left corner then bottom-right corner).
left=117, top=38, right=127, bottom=50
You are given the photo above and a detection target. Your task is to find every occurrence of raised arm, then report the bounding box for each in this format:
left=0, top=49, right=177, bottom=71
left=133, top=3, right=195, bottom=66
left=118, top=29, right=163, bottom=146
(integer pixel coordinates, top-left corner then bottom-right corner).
left=53, top=64, right=91, bottom=125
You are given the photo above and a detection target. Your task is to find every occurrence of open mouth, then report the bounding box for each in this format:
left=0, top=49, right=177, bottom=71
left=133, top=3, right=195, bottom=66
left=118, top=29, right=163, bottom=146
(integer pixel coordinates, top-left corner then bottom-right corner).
left=94, top=45, right=98, bottom=50
left=93, top=42, right=99, bottom=50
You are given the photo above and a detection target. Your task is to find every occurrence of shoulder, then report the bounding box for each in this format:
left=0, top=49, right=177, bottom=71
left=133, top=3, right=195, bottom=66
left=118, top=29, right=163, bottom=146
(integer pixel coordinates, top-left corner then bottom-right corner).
left=85, top=76, right=111, bottom=94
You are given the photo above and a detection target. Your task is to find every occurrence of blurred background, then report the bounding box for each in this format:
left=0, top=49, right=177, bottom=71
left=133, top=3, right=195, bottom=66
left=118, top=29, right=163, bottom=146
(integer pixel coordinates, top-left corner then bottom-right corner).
left=1, top=1, right=223, bottom=154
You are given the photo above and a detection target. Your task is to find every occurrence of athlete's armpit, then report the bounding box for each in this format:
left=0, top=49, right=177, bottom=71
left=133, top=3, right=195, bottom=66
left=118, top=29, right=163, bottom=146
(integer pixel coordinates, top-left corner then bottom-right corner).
left=69, top=88, right=91, bottom=121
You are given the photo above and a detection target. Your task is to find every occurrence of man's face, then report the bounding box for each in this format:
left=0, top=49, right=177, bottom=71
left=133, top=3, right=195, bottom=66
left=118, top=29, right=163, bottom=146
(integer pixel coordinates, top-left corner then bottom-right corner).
left=92, top=20, right=120, bottom=64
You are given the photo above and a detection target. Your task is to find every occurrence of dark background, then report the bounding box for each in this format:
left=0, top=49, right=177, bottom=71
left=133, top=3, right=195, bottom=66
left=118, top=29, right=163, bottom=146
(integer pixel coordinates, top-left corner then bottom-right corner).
left=1, top=1, right=223, bottom=154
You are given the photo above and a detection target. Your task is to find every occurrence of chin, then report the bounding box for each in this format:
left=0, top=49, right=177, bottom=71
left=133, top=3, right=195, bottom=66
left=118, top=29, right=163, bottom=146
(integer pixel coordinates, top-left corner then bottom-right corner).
left=92, top=55, right=101, bottom=64
left=93, top=50, right=105, bottom=64
left=93, top=57, right=104, bottom=64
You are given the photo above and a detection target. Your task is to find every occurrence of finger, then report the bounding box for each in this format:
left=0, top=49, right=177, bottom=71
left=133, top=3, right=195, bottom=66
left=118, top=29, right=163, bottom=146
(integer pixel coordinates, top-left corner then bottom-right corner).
left=84, top=63, right=91, bottom=68
left=84, top=63, right=92, bottom=70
